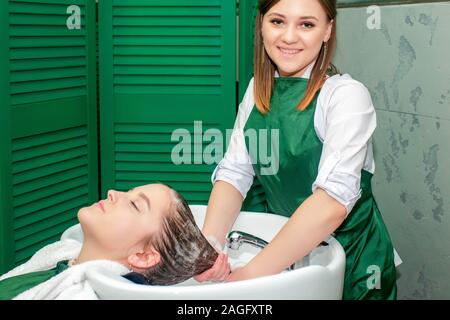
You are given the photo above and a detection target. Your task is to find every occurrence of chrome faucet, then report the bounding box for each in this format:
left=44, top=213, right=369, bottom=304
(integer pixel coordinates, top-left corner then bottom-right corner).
left=226, top=230, right=296, bottom=271
left=226, top=230, right=329, bottom=271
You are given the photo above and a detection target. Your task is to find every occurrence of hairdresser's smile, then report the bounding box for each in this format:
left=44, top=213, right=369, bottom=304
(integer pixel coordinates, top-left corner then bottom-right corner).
left=261, top=0, right=332, bottom=77
left=277, top=46, right=303, bottom=58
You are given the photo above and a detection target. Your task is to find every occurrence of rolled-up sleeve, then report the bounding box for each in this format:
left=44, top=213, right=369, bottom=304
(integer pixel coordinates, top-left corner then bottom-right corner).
left=312, top=80, right=377, bottom=216
left=211, top=79, right=255, bottom=199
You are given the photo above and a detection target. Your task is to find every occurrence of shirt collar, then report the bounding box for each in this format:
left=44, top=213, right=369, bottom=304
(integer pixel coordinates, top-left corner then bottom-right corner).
left=274, top=60, right=316, bottom=79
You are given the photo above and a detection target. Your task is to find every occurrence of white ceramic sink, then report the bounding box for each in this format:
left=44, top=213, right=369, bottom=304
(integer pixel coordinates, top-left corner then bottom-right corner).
left=61, top=205, right=345, bottom=299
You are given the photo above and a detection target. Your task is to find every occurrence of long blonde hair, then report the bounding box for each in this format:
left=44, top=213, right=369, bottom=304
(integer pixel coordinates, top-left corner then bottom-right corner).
left=254, top=0, right=338, bottom=113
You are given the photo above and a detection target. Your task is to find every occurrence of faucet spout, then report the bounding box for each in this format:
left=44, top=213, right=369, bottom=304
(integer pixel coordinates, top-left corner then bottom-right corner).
left=226, top=230, right=295, bottom=271
left=227, top=230, right=268, bottom=250
left=226, top=230, right=329, bottom=271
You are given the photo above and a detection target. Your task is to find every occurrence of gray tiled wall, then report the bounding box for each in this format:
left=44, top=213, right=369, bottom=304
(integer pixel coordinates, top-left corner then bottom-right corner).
left=334, top=2, right=450, bottom=299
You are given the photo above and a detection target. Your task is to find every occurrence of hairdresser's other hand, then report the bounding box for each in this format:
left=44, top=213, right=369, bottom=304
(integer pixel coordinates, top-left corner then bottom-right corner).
left=194, top=252, right=231, bottom=283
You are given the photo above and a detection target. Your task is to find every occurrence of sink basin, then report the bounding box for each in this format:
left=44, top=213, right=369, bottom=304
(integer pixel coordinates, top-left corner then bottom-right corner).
left=61, top=205, right=345, bottom=299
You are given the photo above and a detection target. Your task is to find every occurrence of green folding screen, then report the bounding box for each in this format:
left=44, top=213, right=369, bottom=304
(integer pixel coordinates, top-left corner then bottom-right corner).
left=0, top=0, right=98, bottom=273
left=0, top=0, right=272, bottom=273
left=98, top=0, right=237, bottom=203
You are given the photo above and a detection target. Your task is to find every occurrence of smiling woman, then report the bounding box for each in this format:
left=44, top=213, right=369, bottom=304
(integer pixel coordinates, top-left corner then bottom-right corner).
left=0, top=184, right=223, bottom=299
left=198, top=0, right=398, bottom=300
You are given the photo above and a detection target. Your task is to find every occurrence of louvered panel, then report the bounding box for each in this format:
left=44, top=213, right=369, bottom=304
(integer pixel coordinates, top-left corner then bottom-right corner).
left=115, top=123, right=221, bottom=133
left=9, top=1, right=84, bottom=15
left=9, top=0, right=88, bottom=106
left=115, top=17, right=220, bottom=27
left=114, top=27, right=220, bottom=36
left=238, top=0, right=258, bottom=101
left=115, top=66, right=221, bottom=76
left=10, top=0, right=84, bottom=4
left=112, top=0, right=223, bottom=95
left=11, top=36, right=86, bottom=48
left=14, top=195, right=88, bottom=230
left=113, top=0, right=221, bottom=7
left=14, top=175, right=88, bottom=207
left=114, top=36, right=221, bottom=46
left=12, top=126, right=86, bottom=150
left=15, top=209, right=77, bottom=244
left=11, top=25, right=85, bottom=37
left=11, top=126, right=91, bottom=264
left=15, top=217, right=78, bottom=264
left=117, top=162, right=215, bottom=174
left=13, top=166, right=89, bottom=196
left=115, top=75, right=221, bottom=86
left=113, top=6, right=221, bottom=16
left=13, top=156, right=87, bottom=186
left=11, top=87, right=87, bottom=105
left=100, top=0, right=235, bottom=206
left=116, top=142, right=221, bottom=153
left=116, top=181, right=211, bottom=193
left=116, top=172, right=211, bottom=182
left=1, top=0, right=98, bottom=273
left=11, top=77, right=86, bottom=94
left=115, top=46, right=221, bottom=56
left=14, top=185, right=87, bottom=224
left=116, top=153, right=171, bottom=163
left=114, top=122, right=219, bottom=196
left=115, top=85, right=220, bottom=95
left=11, top=57, right=86, bottom=72
left=11, top=66, right=86, bottom=83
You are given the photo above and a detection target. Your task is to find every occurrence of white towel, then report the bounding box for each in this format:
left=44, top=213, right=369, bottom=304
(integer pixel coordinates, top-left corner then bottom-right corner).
left=0, top=239, right=129, bottom=300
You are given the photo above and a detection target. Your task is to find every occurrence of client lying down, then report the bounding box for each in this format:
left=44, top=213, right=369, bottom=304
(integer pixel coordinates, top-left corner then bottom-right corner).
left=0, top=184, right=225, bottom=299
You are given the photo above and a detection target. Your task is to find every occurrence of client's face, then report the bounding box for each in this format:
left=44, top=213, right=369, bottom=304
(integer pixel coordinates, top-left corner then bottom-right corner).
left=77, top=184, right=172, bottom=260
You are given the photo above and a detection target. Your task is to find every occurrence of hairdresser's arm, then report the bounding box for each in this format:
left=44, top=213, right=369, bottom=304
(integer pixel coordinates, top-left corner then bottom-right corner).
left=202, top=181, right=244, bottom=246
left=193, top=181, right=243, bottom=283
left=226, top=187, right=346, bottom=281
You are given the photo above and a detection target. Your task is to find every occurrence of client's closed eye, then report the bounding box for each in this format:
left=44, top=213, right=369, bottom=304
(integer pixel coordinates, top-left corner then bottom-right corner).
left=131, top=200, right=140, bottom=212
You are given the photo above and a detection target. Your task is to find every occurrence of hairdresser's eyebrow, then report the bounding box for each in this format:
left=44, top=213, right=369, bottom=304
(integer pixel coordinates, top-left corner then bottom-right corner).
left=268, top=12, right=318, bottom=21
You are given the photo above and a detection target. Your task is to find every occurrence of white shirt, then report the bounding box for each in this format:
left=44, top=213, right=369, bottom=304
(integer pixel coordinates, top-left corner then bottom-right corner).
left=211, top=62, right=377, bottom=217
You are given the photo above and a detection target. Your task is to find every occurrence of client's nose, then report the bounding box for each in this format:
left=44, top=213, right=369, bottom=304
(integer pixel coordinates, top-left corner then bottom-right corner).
left=107, top=190, right=117, bottom=203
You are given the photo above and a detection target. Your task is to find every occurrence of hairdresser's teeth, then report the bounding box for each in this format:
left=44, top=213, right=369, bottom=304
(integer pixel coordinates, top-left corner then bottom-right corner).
left=279, top=47, right=301, bottom=55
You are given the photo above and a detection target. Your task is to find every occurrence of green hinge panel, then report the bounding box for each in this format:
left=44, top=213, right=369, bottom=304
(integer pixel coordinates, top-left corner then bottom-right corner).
left=0, top=1, right=14, bottom=275
left=0, top=0, right=98, bottom=273
left=99, top=0, right=237, bottom=205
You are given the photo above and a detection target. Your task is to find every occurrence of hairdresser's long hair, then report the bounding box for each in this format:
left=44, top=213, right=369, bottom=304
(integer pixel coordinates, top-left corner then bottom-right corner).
left=254, top=0, right=339, bottom=113
left=140, top=189, right=219, bottom=286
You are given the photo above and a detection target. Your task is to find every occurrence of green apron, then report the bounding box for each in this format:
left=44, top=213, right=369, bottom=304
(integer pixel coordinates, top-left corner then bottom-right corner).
left=244, top=76, right=397, bottom=300
left=0, top=260, right=70, bottom=300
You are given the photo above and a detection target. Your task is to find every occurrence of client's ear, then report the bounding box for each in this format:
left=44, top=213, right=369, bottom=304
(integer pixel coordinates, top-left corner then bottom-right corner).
left=128, top=247, right=160, bottom=270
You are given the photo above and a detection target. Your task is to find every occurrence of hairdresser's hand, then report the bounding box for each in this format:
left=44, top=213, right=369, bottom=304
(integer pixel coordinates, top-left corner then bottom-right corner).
left=226, top=265, right=258, bottom=282
left=225, top=266, right=247, bottom=282
left=194, top=253, right=231, bottom=283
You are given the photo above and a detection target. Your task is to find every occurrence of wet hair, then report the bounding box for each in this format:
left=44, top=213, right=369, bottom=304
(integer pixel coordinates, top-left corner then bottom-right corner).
left=133, top=188, right=219, bottom=286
